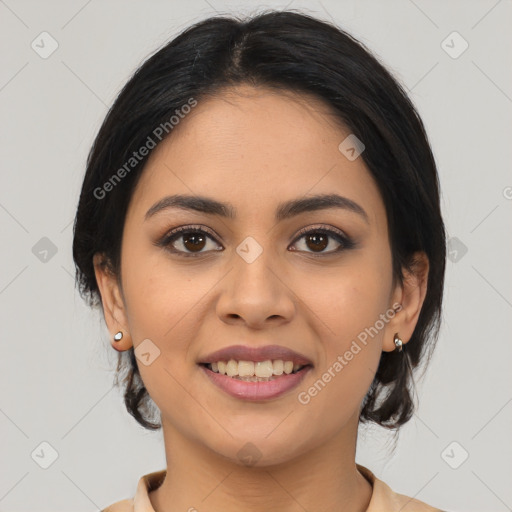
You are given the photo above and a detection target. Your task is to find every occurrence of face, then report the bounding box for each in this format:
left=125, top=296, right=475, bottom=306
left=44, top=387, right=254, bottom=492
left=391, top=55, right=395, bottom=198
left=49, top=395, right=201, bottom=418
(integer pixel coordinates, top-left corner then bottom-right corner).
left=95, top=85, right=426, bottom=467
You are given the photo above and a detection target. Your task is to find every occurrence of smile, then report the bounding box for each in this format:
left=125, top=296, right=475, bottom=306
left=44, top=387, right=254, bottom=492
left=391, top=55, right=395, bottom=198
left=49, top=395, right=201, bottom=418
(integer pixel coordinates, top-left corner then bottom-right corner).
left=199, top=361, right=312, bottom=401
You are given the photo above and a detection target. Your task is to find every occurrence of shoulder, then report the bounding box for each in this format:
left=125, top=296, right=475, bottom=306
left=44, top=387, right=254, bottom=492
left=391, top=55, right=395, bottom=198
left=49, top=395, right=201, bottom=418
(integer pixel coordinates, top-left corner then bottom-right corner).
left=100, top=469, right=165, bottom=512
left=101, top=498, right=134, bottom=512
left=386, top=487, right=445, bottom=512
left=357, top=464, right=446, bottom=512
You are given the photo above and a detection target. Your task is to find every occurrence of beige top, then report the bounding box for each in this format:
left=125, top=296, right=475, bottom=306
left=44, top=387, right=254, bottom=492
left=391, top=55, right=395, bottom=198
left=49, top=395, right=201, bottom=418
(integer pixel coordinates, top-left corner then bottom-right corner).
left=101, top=464, right=446, bottom=512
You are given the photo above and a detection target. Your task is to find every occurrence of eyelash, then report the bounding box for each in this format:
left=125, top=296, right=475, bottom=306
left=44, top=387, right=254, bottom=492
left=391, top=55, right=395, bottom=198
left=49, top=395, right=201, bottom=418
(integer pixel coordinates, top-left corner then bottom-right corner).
left=156, top=224, right=355, bottom=258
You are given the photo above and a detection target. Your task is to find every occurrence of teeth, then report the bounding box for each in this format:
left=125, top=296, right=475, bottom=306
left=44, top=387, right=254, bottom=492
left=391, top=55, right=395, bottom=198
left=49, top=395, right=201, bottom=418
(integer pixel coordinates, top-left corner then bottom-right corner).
left=226, top=360, right=238, bottom=377
left=207, top=359, right=306, bottom=377
left=273, top=359, right=283, bottom=375
left=238, top=360, right=254, bottom=377
left=255, top=360, right=273, bottom=378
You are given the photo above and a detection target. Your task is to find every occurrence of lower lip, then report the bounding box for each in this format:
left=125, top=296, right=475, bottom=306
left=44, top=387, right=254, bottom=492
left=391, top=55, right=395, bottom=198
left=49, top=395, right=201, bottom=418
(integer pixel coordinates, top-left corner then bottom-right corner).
left=199, top=364, right=312, bottom=401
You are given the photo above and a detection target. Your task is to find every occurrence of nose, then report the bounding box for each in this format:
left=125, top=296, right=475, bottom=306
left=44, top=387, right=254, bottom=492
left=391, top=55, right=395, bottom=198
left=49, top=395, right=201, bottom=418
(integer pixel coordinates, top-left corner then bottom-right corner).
left=216, top=247, right=296, bottom=329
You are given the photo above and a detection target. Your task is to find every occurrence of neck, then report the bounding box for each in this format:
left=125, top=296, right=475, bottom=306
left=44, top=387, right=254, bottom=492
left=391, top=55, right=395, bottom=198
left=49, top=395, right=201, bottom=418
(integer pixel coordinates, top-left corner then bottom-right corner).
left=149, top=413, right=373, bottom=512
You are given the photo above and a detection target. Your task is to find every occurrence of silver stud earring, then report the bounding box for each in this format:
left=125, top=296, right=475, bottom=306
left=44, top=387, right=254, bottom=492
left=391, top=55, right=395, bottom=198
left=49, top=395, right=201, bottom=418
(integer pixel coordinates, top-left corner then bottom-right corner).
left=393, top=333, right=403, bottom=352
left=114, top=331, right=123, bottom=342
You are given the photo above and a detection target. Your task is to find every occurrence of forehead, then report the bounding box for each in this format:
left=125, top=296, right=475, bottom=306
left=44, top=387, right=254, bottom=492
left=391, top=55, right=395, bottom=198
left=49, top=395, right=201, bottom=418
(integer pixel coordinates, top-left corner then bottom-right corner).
left=127, top=85, right=385, bottom=229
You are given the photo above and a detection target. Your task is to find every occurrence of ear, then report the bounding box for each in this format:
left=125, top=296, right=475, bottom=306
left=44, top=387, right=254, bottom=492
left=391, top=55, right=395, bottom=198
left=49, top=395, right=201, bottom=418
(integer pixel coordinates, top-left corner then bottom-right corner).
left=382, top=251, right=429, bottom=352
left=93, top=253, right=132, bottom=351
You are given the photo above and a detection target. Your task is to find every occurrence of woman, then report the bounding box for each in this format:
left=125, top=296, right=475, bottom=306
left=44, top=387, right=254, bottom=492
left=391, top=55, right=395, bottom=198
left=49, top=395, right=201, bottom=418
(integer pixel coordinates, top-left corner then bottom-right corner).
left=73, top=10, right=448, bottom=512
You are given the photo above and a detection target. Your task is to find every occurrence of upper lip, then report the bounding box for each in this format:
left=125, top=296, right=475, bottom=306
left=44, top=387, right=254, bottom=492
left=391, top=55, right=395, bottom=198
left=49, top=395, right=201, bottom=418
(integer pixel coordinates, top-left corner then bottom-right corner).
left=198, top=344, right=313, bottom=366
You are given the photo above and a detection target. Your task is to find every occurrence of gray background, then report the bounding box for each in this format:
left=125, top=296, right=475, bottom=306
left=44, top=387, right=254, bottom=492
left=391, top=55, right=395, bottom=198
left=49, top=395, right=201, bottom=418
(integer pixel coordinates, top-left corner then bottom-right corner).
left=1, top=1, right=511, bottom=511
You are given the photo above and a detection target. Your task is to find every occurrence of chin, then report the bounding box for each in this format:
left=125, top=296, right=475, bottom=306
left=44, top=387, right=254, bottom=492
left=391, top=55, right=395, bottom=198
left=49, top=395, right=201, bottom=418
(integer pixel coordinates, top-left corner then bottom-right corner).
left=205, top=430, right=312, bottom=469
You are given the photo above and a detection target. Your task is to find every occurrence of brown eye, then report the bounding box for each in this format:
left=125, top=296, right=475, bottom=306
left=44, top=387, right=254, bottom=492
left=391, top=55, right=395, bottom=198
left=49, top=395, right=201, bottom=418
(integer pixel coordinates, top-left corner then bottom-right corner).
left=290, top=226, right=355, bottom=255
left=304, top=233, right=329, bottom=252
left=158, top=226, right=223, bottom=257
left=182, top=232, right=207, bottom=252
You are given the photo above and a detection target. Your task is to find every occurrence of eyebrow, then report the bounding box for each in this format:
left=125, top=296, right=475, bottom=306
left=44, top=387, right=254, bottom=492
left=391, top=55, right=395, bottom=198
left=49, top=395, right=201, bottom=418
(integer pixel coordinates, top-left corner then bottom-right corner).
left=145, top=193, right=369, bottom=224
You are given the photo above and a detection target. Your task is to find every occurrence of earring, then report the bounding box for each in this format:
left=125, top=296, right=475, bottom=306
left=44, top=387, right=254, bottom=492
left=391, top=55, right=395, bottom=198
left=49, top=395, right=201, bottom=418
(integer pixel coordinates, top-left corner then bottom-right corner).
left=114, top=331, right=123, bottom=342
left=393, top=333, right=403, bottom=352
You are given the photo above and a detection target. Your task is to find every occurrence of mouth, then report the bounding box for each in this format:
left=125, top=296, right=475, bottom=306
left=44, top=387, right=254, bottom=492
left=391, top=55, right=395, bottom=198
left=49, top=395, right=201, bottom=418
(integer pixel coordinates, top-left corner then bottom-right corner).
left=198, top=360, right=313, bottom=401
left=197, top=344, right=314, bottom=401
left=199, top=360, right=312, bottom=381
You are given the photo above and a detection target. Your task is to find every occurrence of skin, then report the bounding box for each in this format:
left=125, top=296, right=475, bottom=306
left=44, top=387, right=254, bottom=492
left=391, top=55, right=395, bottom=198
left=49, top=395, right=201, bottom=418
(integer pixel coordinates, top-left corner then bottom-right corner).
left=94, top=85, right=429, bottom=512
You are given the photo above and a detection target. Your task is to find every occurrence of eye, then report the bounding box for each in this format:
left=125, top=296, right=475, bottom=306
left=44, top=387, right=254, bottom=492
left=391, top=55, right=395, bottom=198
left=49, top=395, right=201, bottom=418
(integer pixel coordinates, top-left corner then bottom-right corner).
left=156, top=224, right=355, bottom=258
left=289, top=225, right=355, bottom=255
left=157, top=225, right=222, bottom=257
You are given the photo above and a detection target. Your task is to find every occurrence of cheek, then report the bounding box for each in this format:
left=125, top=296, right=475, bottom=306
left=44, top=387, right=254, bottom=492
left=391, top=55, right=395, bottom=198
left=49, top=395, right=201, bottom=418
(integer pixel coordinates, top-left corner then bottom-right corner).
left=119, top=245, right=226, bottom=401
left=291, top=275, right=387, bottom=438
left=292, top=250, right=392, bottom=401
left=121, top=241, right=206, bottom=341
left=296, top=253, right=392, bottom=341
left=119, top=246, right=208, bottom=424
